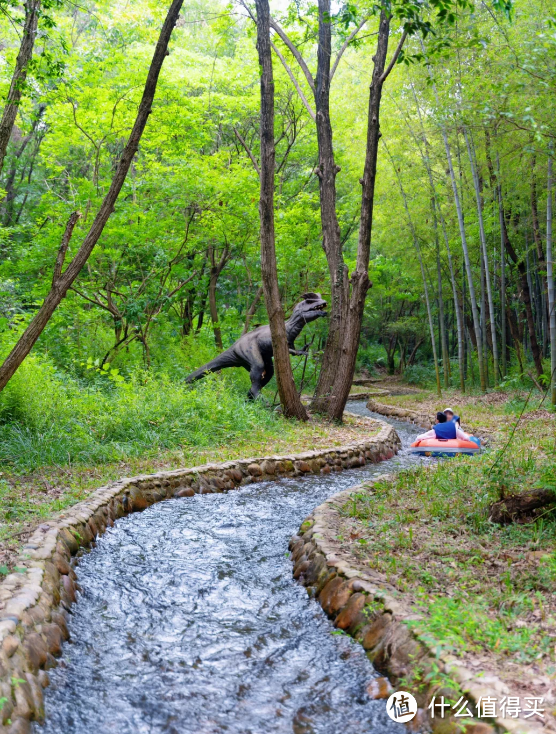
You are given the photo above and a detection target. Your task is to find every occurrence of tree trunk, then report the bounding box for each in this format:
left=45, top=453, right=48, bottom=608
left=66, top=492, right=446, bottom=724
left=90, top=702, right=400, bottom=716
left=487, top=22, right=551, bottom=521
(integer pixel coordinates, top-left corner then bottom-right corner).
left=499, top=159, right=508, bottom=377
left=207, top=244, right=229, bottom=350
left=208, top=271, right=223, bottom=350
left=489, top=488, right=556, bottom=524
left=0, top=0, right=185, bottom=393
left=485, top=132, right=543, bottom=377
left=547, top=152, right=556, bottom=405
left=325, top=10, right=395, bottom=420
left=3, top=104, right=45, bottom=225
left=0, top=0, right=41, bottom=176
left=436, top=220, right=450, bottom=387
left=531, top=155, right=549, bottom=352
left=502, top=216, right=543, bottom=377
left=384, top=139, right=441, bottom=396
left=242, top=285, right=263, bottom=335
left=255, top=0, right=308, bottom=420
left=464, top=128, right=499, bottom=384
left=310, top=0, right=349, bottom=412
left=443, top=128, right=485, bottom=391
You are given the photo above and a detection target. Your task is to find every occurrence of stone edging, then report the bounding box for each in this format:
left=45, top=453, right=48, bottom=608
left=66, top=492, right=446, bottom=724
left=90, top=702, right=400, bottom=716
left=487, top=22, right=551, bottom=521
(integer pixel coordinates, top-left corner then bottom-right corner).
left=290, top=477, right=540, bottom=734
left=366, top=398, right=433, bottom=429
left=0, top=414, right=400, bottom=733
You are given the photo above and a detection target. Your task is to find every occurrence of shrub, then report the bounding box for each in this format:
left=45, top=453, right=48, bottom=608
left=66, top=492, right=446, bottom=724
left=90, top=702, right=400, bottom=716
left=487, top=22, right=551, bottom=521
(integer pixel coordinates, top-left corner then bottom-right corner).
left=0, top=354, right=282, bottom=472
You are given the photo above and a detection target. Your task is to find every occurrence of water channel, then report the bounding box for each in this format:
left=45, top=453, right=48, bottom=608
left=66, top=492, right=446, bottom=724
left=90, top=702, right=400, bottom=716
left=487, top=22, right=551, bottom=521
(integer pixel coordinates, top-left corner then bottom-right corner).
left=37, top=403, right=428, bottom=734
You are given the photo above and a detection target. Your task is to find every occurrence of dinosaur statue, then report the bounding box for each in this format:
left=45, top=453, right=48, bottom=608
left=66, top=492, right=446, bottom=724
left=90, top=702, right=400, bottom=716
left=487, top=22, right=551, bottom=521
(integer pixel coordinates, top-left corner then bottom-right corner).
left=185, top=293, right=327, bottom=399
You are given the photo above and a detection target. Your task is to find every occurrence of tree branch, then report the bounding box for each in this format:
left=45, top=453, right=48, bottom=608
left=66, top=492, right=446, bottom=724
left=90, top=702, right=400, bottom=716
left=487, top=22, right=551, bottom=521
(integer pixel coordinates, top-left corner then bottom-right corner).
left=380, top=28, right=407, bottom=84
left=233, top=126, right=260, bottom=175
left=270, top=41, right=316, bottom=121
left=269, top=17, right=315, bottom=94
left=52, top=212, right=81, bottom=286
left=330, top=15, right=370, bottom=81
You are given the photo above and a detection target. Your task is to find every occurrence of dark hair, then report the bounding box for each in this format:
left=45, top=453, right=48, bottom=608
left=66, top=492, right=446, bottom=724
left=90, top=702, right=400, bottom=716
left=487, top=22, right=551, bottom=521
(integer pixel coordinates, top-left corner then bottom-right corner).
left=436, top=411, right=447, bottom=423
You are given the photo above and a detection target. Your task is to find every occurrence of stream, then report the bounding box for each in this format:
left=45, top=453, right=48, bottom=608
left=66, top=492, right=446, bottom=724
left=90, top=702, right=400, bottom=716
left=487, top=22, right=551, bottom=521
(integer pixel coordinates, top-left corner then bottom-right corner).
left=36, top=403, right=428, bottom=734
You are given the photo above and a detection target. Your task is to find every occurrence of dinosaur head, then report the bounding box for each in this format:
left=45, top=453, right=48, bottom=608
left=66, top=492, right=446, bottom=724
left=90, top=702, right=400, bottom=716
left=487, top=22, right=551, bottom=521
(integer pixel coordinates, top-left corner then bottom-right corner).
left=290, top=292, right=328, bottom=324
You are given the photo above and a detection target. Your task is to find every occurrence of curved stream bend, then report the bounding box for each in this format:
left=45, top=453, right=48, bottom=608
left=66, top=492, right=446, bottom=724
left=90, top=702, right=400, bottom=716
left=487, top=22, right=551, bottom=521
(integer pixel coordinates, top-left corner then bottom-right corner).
left=37, top=404, right=426, bottom=734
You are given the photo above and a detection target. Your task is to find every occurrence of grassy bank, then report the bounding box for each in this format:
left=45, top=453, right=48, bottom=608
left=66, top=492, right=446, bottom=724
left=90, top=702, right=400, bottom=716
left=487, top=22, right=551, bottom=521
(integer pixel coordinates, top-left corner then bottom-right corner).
left=0, top=357, right=381, bottom=569
left=339, top=384, right=556, bottom=707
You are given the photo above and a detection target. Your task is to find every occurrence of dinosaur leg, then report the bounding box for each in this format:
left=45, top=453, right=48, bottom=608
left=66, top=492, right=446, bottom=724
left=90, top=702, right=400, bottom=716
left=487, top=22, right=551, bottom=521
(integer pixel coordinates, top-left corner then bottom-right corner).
left=247, top=362, right=266, bottom=400
left=260, top=360, right=274, bottom=388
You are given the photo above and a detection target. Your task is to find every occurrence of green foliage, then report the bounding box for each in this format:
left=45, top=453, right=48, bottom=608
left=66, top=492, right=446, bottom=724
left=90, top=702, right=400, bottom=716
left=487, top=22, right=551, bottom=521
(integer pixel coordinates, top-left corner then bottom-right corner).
left=0, top=352, right=283, bottom=472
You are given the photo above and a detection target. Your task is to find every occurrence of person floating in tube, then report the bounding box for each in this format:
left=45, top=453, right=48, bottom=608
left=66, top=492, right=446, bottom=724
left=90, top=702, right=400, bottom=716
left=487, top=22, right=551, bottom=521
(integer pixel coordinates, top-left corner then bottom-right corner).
left=443, top=407, right=460, bottom=427
left=416, top=412, right=481, bottom=448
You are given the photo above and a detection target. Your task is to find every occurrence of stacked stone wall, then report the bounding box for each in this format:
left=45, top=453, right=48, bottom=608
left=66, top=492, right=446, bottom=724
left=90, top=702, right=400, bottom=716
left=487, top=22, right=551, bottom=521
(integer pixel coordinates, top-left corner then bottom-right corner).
left=0, top=416, right=400, bottom=733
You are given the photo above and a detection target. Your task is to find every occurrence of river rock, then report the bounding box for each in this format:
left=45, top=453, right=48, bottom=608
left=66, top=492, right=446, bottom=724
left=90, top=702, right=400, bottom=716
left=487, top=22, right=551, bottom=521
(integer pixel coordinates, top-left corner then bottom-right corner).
left=42, top=623, right=63, bottom=657
left=334, top=592, right=366, bottom=631
left=366, top=677, right=393, bottom=699
left=23, top=633, right=47, bottom=671
left=51, top=612, right=69, bottom=641
left=174, top=486, right=195, bottom=498
left=319, top=578, right=347, bottom=615
left=129, top=487, right=149, bottom=511
left=296, top=461, right=311, bottom=473
left=260, top=460, right=275, bottom=475
left=362, top=613, right=392, bottom=652
left=2, top=635, right=19, bottom=658
left=58, top=528, right=79, bottom=556
left=226, top=469, right=243, bottom=484
left=248, top=463, right=262, bottom=476
left=209, top=476, right=227, bottom=490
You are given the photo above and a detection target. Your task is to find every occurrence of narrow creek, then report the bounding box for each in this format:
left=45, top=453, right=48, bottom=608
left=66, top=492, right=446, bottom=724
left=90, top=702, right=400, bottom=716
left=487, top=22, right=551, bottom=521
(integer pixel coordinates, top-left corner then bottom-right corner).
left=36, top=403, right=429, bottom=734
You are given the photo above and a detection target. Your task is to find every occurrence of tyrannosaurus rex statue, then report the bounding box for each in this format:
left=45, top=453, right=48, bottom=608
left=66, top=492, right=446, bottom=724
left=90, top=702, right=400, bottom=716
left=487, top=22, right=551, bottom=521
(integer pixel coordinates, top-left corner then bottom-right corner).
left=185, top=293, right=327, bottom=399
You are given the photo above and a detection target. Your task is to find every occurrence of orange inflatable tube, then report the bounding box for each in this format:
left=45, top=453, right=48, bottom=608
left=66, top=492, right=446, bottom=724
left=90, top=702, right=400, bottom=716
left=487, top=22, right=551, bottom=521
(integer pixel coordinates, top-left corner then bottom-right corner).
left=409, top=438, right=480, bottom=456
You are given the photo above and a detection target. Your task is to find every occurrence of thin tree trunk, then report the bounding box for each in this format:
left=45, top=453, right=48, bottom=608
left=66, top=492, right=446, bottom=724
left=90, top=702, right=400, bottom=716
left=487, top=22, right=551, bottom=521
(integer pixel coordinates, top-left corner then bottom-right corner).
left=531, top=155, right=549, bottom=354
left=442, top=127, right=485, bottom=391
left=485, top=134, right=544, bottom=377
left=0, top=0, right=41, bottom=176
left=499, top=168, right=507, bottom=377
left=435, top=209, right=450, bottom=386
left=326, top=11, right=405, bottom=420
left=421, top=41, right=485, bottom=390
left=464, top=128, right=499, bottom=384
left=208, top=272, right=223, bottom=350
left=384, top=140, right=441, bottom=395
left=255, top=0, right=308, bottom=420
left=207, top=244, right=229, bottom=350
left=242, top=285, right=263, bottom=335
left=547, top=152, right=556, bottom=405
left=407, top=73, right=464, bottom=390
left=0, top=0, right=185, bottom=393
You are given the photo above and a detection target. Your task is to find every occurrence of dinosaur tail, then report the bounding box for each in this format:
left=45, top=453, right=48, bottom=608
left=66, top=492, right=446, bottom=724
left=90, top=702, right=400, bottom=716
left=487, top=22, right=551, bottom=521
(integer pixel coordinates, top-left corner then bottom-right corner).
left=185, top=351, right=238, bottom=384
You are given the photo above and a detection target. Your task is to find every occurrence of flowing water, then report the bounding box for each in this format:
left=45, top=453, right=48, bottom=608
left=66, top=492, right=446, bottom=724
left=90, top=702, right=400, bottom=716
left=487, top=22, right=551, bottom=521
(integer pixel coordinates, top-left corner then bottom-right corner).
left=37, top=404, right=427, bottom=734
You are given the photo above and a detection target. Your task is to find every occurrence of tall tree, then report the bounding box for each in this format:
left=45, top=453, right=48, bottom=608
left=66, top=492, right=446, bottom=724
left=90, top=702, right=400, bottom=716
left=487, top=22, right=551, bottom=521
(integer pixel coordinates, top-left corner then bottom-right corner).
left=464, top=127, right=500, bottom=384
left=0, top=0, right=185, bottom=392
left=254, top=0, right=308, bottom=420
left=547, top=151, right=556, bottom=405
left=0, top=0, right=42, bottom=176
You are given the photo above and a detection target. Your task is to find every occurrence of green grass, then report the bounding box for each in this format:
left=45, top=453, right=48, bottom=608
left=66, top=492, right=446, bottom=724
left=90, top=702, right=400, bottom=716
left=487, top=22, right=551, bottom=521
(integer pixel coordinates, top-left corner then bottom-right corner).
left=339, top=416, right=556, bottom=672
left=0, top=355, right=288, bottom=472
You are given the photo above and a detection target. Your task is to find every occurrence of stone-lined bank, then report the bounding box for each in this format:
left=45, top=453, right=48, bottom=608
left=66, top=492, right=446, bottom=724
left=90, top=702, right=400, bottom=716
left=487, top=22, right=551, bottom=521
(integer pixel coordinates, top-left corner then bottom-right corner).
left=366, top=399, right=433, bottom=429
left=0, top=415, right=399, bottom=734
left=290, top=478, right=539, bottom=734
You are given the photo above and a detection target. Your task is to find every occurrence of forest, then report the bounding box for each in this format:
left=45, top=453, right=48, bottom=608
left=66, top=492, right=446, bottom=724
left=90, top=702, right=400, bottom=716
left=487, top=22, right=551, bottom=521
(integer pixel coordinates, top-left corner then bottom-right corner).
left=1, top=1, right=556, bottom=732
left=0, top=0, right=553, bottom=433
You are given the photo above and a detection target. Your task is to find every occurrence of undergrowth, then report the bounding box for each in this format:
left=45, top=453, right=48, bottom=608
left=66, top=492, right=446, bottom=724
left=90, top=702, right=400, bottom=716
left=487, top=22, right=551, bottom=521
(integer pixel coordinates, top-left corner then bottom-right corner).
left=340, top=424, right=556, bottom=670
left=0, top=354, right=286, bottom=472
